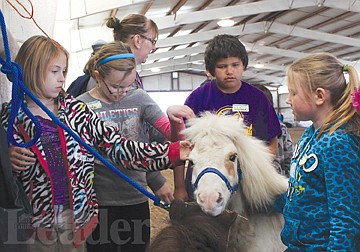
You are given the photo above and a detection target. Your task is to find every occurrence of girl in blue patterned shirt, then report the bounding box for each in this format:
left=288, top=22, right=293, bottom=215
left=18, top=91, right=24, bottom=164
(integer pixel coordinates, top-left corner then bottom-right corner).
left=279, top=52, right=360, bottom=251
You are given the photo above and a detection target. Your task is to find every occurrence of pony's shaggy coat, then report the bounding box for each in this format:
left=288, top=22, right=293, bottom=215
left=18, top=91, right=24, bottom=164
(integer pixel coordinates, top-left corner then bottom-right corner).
left=147, top=200, right=239, bottom=252
left=183, top=112, right=288, bottom=251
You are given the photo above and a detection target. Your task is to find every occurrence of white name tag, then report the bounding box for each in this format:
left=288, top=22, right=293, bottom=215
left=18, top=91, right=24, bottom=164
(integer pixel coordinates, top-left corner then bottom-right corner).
left=87, top=100, right=102, bottom=110
left=232, top=104, right=249, bottom=112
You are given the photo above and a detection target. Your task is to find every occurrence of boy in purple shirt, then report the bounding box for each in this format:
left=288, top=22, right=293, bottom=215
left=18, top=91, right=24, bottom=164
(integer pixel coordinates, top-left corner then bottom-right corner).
left=170, top=34, right=281, bottom=201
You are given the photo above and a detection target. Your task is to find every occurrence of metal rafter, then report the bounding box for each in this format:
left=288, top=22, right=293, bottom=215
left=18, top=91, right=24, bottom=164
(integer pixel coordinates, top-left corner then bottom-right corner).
left=65, top=0, right=360, bottom=86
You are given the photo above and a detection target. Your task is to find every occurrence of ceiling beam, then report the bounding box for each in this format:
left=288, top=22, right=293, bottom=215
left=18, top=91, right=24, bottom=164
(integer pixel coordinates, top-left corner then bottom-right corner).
left=71, top=0, right=360, bottom=40
left=323, top=0, right=360, bottom=12
left=167, top=0, right=188, bottom=15
left=152, top=0, right=317, bottom=29
left=140, top=64, right=284, bottom=84
left=156, top=22, right=264, bottom=47
left=243, top=71, right=285, bottom=84
left=72, top=0, right=318, bottom=26
left=147, top=45, right=207, bottom=61
left=268, top=22, right=360, bottom=48
left=140, top=64, right=199, bottom=77
left=145, top=41, right=360, bottom=72
left=141, top=54, right=205, bottom=70
left=140, top=0, right=154, bottom=15
left=74, top=19, right=360, bottom=51
left=68, top=0, right=360, bottom=84
left=141, top=51, right=286, bottom=72
left=70, top=0, right=148, bottom=19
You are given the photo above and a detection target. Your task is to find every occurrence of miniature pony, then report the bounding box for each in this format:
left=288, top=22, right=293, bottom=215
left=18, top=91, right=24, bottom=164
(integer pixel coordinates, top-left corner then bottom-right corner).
left=182, top=112, right=288, bottom=251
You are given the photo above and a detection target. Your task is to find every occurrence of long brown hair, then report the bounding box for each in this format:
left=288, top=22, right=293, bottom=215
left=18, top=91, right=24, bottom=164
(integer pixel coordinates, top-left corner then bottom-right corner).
left=15, top=35, right=69, bottom=99
left=105, top=14, right=159, bottom=43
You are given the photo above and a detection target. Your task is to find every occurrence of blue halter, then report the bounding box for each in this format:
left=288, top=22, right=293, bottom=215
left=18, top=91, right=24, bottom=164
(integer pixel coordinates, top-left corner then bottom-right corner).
left=192, top=161, right=242, bottom=195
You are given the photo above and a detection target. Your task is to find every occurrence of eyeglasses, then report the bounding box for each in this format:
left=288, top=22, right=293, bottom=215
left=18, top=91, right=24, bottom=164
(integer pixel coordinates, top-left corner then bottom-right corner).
left=102, top=79, right=138, bottom=95
left=139, top=34, right=157, bottom=45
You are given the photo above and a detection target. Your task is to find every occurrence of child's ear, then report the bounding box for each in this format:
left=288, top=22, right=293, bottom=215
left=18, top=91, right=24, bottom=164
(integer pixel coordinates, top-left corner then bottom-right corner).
left=93, top=70, right=101, bottom=82
left=314, top=88, right=328, bottom=105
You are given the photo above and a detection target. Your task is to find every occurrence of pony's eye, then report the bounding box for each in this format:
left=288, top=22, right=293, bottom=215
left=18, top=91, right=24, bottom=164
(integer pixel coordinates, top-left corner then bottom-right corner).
left=229, top=153, right=237, bottom=162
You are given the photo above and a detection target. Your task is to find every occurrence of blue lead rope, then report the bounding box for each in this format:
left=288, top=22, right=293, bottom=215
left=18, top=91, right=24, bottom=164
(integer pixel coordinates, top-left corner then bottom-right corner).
left=0, top=10, right=168, bottom=209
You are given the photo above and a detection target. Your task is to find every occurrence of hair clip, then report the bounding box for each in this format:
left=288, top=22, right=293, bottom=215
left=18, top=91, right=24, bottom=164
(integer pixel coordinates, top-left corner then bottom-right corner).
left=343, top=64, right=350, bottom=85
left=96, top=53, right=135, bottom=67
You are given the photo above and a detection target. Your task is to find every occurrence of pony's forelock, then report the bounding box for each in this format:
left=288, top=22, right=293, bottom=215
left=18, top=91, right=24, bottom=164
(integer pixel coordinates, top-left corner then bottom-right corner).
left=183, top=112, right=247, bottom=142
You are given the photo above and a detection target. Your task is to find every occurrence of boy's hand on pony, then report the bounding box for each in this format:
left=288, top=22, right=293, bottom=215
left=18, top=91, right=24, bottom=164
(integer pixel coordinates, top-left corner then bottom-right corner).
left=9, top=146, right=36, bottom=171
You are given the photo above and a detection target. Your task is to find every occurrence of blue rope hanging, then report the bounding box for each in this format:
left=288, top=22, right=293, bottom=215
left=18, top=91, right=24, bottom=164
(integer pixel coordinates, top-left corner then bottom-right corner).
left=0, top=10, right=168, bottom=208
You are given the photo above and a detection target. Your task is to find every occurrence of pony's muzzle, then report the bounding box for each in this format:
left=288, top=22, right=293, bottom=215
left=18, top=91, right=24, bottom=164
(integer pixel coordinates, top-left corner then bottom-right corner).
left=196, top=191, right=226, bottom=216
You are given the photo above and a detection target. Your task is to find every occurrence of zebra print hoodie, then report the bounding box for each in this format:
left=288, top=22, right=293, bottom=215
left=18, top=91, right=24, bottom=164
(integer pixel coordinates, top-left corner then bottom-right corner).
left=0, top=93, right=180, bottom=245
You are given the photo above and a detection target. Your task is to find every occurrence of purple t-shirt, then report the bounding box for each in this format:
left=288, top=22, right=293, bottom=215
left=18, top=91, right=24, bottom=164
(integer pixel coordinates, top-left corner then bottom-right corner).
left=38, top=116, right=69, bottom=205
left=185, top=80, right=281, bottom=142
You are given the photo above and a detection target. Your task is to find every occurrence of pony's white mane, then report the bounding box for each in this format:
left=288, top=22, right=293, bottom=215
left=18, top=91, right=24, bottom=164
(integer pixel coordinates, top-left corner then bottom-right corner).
left=183, top=112, right=288, bottom=211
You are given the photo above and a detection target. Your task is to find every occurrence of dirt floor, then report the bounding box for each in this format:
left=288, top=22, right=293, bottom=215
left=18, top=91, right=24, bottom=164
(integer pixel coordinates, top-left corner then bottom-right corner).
left=149, top=126, right=305, bottom=240
left=148, top=169, right=173, bottom=239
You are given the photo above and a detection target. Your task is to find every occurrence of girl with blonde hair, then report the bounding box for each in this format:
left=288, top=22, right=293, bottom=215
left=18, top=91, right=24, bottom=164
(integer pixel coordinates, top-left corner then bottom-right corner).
left=278, top=52, right=360, bottom=250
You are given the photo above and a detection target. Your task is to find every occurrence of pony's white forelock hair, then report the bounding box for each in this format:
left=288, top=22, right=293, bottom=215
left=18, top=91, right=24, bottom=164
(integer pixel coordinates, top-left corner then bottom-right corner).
left=183, top=112, right=288, bottom=211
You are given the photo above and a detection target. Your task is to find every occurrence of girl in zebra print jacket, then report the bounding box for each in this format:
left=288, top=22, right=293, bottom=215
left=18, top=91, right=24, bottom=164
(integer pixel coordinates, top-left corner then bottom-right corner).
left=0, top=35, right=191, bottom=252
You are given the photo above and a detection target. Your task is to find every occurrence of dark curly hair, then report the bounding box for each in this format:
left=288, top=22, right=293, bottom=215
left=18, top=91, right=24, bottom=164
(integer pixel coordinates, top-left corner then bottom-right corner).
left=204, top=34, right=248, bottom=76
